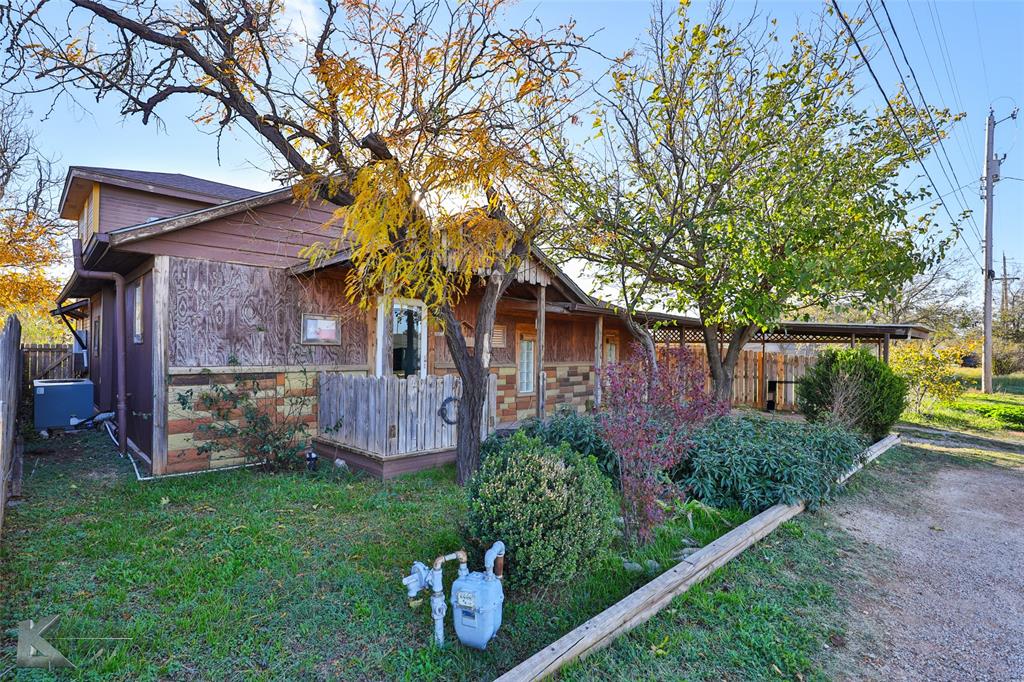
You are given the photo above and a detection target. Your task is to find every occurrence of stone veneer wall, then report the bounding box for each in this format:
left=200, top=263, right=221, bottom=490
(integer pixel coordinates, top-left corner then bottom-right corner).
left=493, top=362, right=595, bottom=424
left=165, top=369, right=322, bottom=474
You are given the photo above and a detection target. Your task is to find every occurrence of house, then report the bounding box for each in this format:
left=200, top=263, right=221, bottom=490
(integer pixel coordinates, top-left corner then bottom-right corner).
left=55, top=167, right=632, bottom=478
left=54, top=167, right=931, bottom=479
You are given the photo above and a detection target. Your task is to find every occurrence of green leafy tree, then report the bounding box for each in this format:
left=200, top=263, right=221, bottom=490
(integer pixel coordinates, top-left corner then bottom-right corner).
left=547, top=0, right=957, bottom=401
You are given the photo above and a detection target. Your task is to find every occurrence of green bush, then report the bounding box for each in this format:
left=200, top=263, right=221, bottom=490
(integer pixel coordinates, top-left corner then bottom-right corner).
left=519, top=409, right=618, bottom=481
left=796, top=348, right=908, bottom=440
left=466, top=431, right=616, bottom=589
left=681, top=416, right=866, bottom=513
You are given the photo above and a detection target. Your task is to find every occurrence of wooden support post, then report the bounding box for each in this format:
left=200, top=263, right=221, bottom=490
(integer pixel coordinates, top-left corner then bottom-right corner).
left=536, top=284, right=546, bottom=419
left=883, top=333, right=890, bottom=364
left=151, top=256, right=170, bottom=476
left=758, top=339, right=766, bottom=409
left=594, top=315, right=603, bottom=408
left=9, top=436, right=23, bottom=498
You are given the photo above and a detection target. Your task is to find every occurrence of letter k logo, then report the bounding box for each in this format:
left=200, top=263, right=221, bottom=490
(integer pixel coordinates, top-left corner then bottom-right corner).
left=16, top=615, right=72, bottom=669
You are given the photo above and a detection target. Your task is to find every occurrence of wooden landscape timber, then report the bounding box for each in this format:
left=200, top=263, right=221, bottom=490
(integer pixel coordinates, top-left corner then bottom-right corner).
left=494, top=433, right=902, bottom=682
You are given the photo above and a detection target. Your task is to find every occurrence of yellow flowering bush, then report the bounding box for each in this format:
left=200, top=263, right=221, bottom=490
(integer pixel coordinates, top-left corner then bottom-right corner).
left=890, top=341, right=972, bottom=412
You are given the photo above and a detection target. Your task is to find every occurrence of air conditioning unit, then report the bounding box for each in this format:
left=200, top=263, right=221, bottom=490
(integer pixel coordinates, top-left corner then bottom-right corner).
left=33, top=379, right=94, bottom=430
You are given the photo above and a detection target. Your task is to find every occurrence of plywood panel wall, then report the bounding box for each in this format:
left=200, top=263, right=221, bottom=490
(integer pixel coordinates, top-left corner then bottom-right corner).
left=168, top=257, right=369, bottom=368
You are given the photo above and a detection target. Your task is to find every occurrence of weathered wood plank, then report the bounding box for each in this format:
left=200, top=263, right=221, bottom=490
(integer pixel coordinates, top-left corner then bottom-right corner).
left=151, top=255, right=170, bottom=476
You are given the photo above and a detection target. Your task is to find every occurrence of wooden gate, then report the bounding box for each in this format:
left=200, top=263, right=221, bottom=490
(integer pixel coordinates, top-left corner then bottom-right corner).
left=686, top=345, right=815, bottom=410
left=22, top=343, right=75, bottom=382
left=318, top=373, right=497, bottom=457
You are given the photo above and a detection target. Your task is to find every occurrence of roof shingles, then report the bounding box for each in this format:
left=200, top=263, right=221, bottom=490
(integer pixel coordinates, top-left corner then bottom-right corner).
left=72, top=166, right=259, bottom=202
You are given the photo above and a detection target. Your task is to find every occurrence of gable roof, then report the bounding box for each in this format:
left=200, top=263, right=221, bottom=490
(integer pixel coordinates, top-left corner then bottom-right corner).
left=58, top=166, right=263, bottom=219
left=106, top=185, right=296, bottom=245
left=74, top=167, right=260, bottom=202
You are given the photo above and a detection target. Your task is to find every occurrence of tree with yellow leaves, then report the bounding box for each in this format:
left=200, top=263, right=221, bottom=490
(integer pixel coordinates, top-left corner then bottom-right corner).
left=0, top=97, right=65, bottom=338
left=5, top=0, right=586, bottom=481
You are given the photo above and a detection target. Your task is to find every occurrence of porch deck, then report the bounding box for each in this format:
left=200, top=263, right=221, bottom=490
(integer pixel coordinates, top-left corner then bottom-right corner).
left=314, top=372, right=497, bottom=478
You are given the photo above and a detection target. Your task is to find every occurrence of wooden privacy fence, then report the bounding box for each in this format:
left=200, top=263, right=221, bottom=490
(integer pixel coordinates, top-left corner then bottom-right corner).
left=22, top=343, right=75, bottom=382
left=1, top=316, right=24, bottom=537
left=318, top=373, right=497, bottom=457
left=687, top=346, right=815, bottom=410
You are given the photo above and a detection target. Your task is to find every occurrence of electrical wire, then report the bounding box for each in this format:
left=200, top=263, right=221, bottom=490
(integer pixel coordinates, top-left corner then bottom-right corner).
left=905, top=0, right=982, bottom=167
left=971, top=0, right=992, bottom=104
left=831, top=0, right=984, bottom=271
left=874, top=0, right=984, bottom=247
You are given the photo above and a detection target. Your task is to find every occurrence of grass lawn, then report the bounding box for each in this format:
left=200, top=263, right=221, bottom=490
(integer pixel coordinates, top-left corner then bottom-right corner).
left=1, top=430, right=749, bottom=681
left=952, top=367, right=1024, bottom=395
left=901, top=389, right=1024, bottom=436
left=560, top=513, right=859, bottom=682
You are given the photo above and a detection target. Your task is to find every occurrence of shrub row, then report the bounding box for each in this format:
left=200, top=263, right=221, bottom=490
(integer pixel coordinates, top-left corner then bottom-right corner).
left=679, top=415, right=866, bottom=513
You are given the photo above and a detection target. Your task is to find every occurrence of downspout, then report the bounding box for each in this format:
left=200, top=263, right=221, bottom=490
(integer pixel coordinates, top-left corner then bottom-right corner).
left=72, top=239, right=127, bottom=454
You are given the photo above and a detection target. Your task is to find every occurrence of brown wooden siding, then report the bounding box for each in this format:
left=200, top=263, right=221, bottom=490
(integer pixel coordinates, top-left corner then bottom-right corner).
left=99, top=185, right=208, bottom=232
left=124, top=269, right=154, bottom=455
left=167, top=257, right=370, bottom=368
left=115, top=198, right=345, bottom=268
left=90, top=287, right=118, bottom=411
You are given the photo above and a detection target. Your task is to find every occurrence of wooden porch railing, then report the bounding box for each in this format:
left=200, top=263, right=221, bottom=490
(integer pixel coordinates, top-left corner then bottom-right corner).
left=318, top=373, right=497, bottom=457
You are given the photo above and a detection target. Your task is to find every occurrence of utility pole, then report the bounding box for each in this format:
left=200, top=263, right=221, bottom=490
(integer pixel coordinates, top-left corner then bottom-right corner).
left=997, top=252, right=1019, bottom=317
left=981, top=107, right=1018, bottom=394
left=1002, top=253, right=1009, bottom=317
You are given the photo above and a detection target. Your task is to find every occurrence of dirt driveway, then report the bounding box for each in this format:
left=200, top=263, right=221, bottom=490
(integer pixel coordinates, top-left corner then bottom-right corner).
left=826, top=429, right=1024, bottom=681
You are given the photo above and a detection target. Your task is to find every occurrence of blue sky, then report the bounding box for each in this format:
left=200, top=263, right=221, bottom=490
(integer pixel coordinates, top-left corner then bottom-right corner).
left=21, top=0, right=1024, bottom=292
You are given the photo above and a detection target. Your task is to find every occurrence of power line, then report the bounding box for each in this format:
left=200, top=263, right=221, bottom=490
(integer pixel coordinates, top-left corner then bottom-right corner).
left=971, top=0, right=993, bottom=103
left=905, top=1, right=982, bottom=169
left=830, top=0, right=982, bottom=270
left=874, top=0, right=984, bottom=246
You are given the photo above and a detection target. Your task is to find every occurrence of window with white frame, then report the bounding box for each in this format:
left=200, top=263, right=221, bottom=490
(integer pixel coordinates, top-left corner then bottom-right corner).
left=604, top=333, right=618, bottom=365
left=132, top=280, right=144, bottom=344
left=377, top=298, right=428, bottom=378
left=518, top=332, right=536, bottom=394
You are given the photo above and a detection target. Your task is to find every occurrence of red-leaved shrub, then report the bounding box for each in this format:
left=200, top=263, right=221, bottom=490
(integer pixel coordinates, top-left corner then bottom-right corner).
left=600, top=344, right=724, bottom=545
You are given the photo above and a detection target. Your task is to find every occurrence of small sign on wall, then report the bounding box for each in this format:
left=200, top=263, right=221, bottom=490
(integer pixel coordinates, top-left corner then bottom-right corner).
left=301, top=314, right=341, bottom=345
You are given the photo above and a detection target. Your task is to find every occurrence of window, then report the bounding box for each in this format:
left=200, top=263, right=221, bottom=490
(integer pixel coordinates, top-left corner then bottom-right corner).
left=518, top=333, right=536, bottom=394
left=92, top=314, right=101, bottom=358
left=604, top=333, right=618, bottom=365
left=377, top=298, right=427, bottom=378
left=132, top=280, right=144, bottom=344
left=463, top=323, right=506, bottom=349
left=301, top=314, right=341, bottom=345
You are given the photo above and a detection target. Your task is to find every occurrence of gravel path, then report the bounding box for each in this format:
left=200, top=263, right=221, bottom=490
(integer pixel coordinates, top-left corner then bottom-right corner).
left=830, top=451, right=1024, bottom=681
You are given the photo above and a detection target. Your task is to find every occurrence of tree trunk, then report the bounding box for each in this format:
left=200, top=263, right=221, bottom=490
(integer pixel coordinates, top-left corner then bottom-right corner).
left=438, top=239, right=528, bottom=485
left=620, top=311, right=657, bottom=369
left=702, top=322, right=758, bottom=404
left=453, top=364, right=486, bottom=484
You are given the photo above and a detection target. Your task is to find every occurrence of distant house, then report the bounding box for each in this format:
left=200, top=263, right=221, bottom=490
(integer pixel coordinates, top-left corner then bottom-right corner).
left=55, top=167, right=631, bottom=477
